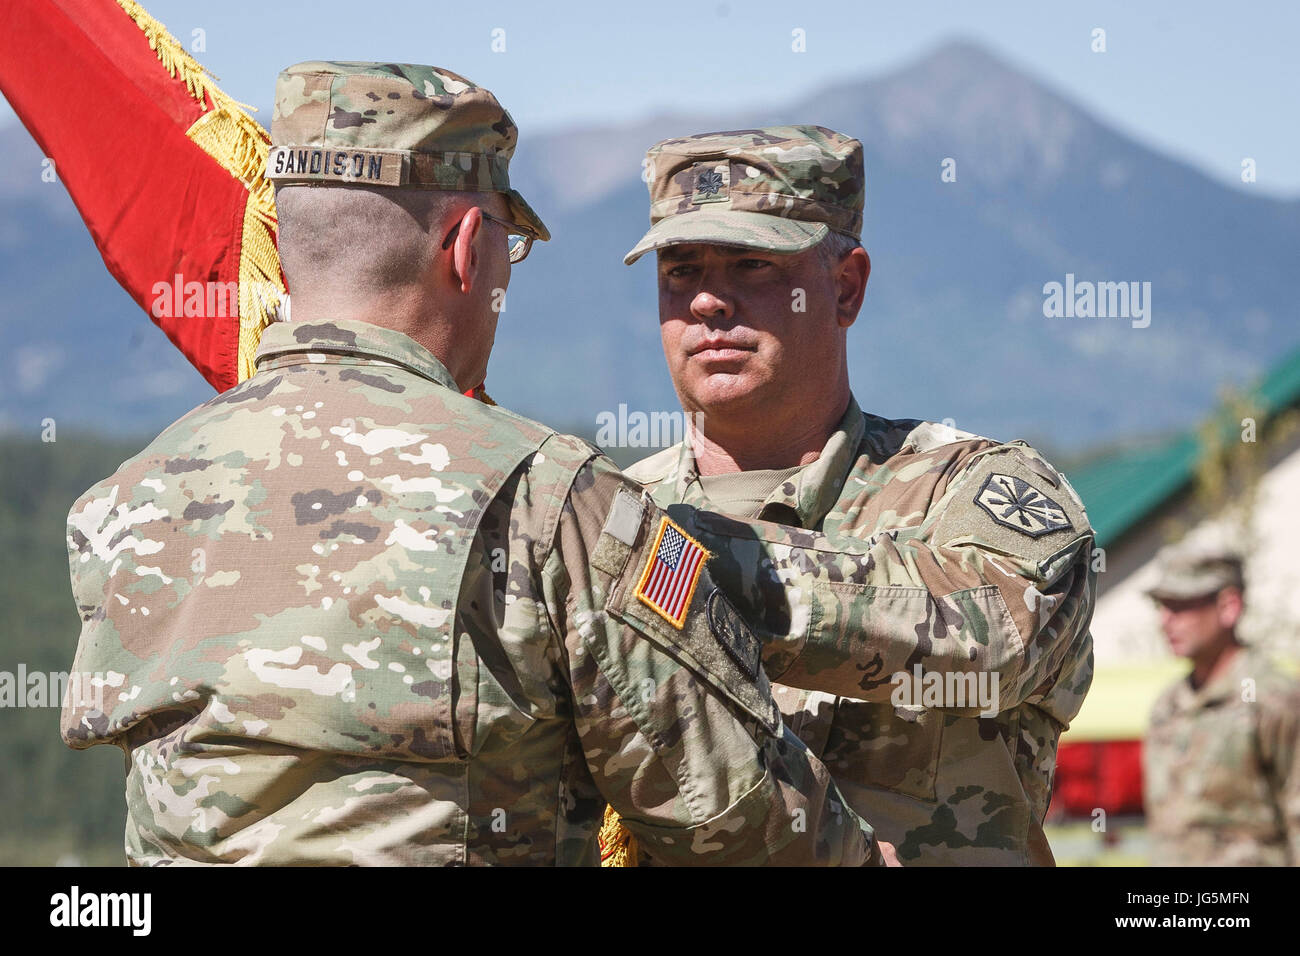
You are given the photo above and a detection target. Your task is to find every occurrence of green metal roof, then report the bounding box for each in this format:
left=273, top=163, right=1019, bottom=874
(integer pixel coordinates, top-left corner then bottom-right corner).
left=1066, top=344, right=1300, bottom=548
left=1257, top=340, right=1300, bottom=415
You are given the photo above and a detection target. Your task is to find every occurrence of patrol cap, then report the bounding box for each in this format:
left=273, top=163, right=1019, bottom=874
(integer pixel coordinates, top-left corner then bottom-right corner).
left=623, top=125, right=864, bottom=265
left=1146, top=540, right=1245, bottom=602
left=268, top=61, right=549, bottom=241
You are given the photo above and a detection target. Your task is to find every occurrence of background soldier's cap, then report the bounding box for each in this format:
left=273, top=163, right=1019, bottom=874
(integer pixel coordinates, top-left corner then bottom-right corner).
left=623, top=125, right=864, bottom=265
left=1146, top=540, right=1245, bottom=601
left=268, top=61, right=549, bottom=240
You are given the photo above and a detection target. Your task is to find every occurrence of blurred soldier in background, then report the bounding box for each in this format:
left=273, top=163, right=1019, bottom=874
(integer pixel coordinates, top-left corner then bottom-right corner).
left=620, top=126, right=1097, bottom=865
left=59, top=63, right=879, bottom=866
left=1144, top=540, right=1300, bottom=865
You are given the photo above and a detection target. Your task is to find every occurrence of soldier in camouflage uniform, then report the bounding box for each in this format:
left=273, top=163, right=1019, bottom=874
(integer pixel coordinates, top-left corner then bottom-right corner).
left=622, top=126, right=1097, bottom=865
left=60, top=64, right=879, bottom=866
left=1143, top=540, right=1300, bottom=865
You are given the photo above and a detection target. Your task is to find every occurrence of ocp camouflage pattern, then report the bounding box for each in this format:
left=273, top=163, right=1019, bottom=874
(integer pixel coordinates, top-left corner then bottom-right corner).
left=61, top=318, right=873, bottom=866
left=629, top=396, right=1097, bottom=865
left=1144, top=646, right=1300, bottom=865
left=270, top=61, right=548, bottom=239
left=640, top=126, right=864, bottom=239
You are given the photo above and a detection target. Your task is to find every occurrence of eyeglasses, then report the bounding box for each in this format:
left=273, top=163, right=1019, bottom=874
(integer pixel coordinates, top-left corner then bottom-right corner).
left=441, top=209, right=533, bottom=264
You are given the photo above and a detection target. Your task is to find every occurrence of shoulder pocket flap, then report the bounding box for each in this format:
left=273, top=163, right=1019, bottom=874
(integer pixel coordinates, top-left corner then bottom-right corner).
left=607, top=511, right=780, bottom=735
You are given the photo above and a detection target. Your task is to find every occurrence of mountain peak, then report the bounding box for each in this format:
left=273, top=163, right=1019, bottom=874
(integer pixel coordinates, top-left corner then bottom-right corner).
left=908, top=37, right=1023, bottom=75
left=842, top=38, right=1095, bottom=189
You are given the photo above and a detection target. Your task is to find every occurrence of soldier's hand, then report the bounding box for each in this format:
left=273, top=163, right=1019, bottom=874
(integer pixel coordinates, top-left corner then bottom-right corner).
left=879, top=840, right=901, bottom=867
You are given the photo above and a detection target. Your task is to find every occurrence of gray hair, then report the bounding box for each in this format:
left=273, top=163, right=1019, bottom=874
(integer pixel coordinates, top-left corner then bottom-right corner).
left=816, top=229, right=862, bottom=269
left=274, top=185, right=503, bottom=290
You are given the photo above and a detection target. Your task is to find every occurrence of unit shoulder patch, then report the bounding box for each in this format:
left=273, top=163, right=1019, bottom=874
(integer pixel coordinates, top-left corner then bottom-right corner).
left=973, top=472, right=1073, bottom=538
left=929, top=447, right=1092, bottom=569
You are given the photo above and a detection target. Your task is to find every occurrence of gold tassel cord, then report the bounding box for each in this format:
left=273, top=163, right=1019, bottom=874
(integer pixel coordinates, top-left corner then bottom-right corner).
left=114, top=0, right=251, bottom=111
left=114, top=0, right=283, bottom=383
left=236, top=196, right=286, bottom=381
left=186, top=108, right=284, bottom=382
left=598, top=806, right=638, bottom=867
left=112, top=0, right=274, bottom=207
left=186, top=108, right=277, bottom=227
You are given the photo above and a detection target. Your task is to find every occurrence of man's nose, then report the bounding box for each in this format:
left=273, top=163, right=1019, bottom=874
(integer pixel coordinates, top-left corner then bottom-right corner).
left=690, top=289, right=733, bottom=322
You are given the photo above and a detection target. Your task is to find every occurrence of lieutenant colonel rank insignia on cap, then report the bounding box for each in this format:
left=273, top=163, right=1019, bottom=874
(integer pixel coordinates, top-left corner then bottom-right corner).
left=691, top=163, right=729, bottom=204
left=974, top=473, right=1073, bottom=538
left=635, top=516, right=711, bottom=628
left=697, top=168, right=723, bottom=195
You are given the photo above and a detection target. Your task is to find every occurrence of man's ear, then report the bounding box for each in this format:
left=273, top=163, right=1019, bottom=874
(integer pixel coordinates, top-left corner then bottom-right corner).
left=1218, top=587, right=1245, bottom=629
left=836, top=247, right=870, bottom=329
left=451, top=206, right=484, bottom=295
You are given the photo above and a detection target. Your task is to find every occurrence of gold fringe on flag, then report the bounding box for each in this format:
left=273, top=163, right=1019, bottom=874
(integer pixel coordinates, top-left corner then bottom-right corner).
left=598, top=805, right=638, bottom=867
left=114, top=0, right=283, bottom=383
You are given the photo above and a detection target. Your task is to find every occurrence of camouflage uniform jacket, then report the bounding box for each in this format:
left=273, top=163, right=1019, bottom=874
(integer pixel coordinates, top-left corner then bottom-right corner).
left=628, top=396, right=1097, bottom=865
left=1144, top=646, right=1300, bottom=866
left=61, top=319, right=874, bottom=867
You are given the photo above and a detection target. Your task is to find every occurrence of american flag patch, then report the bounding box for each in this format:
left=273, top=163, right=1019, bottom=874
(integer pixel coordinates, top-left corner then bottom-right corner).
left=635, top=516, right=711, bottom=629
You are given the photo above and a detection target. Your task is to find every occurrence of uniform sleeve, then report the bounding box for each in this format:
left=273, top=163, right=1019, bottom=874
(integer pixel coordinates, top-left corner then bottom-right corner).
left=541, top=454, right=878, bottom=866
left=62, top=474, right=143, bottom=749
left=687, top=443, right=1097, bottom=721
left=1258, top=684, right=1300, bottom=864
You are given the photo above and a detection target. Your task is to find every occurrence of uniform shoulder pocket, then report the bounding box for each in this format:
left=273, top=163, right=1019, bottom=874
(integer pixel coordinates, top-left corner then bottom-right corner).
left=602, top=498, right=780, bottom=736
left=929, top=446, right=1093, bottom=572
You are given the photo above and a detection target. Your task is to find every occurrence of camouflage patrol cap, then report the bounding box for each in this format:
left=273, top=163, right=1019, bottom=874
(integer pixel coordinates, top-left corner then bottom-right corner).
left=623, top=125, right=863, bottom=265
left=268, top=61, right=549, bottom=240
left=1147, top=540, right=1245, bottom=601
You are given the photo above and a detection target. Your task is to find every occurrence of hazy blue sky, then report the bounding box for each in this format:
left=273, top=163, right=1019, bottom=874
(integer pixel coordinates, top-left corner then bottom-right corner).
left=2, top=0, right=1297, bottom=196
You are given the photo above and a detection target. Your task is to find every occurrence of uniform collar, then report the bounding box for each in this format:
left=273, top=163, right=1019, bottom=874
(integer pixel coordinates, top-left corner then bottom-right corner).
left=659, top=395, right=865, bottom=529
left=758, top=395, right=865, bottom=527
left=1170, top=645, right=1256, bottom=710
left=253, top=318, right=461, bottom=393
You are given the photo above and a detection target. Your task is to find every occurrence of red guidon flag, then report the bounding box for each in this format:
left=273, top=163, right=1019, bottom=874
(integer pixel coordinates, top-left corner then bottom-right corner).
left=0, top=0, right=285, bottom=392
left=0, top=0, right=494, bottom=401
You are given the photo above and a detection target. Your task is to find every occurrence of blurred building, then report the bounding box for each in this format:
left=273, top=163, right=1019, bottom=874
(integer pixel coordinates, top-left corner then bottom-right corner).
left=1046, top=343, right=1300, bottom=864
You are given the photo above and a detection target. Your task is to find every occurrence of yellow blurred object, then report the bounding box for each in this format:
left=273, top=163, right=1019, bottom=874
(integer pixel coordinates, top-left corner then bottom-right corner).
left=598, top=805, right=637, bottom=867
left=1060, top=660, right=1188, bottom=742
